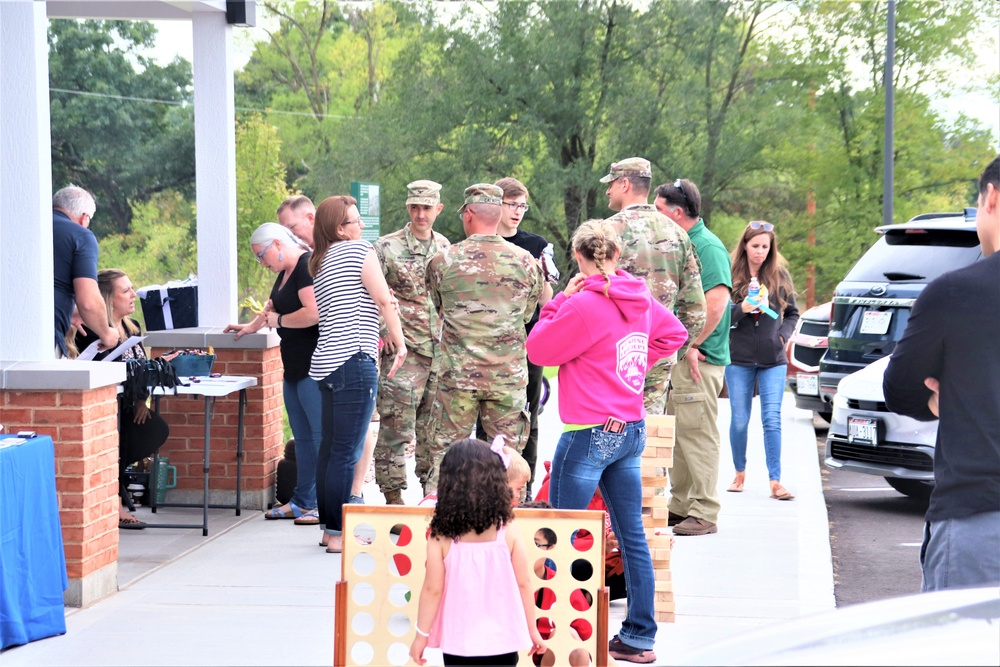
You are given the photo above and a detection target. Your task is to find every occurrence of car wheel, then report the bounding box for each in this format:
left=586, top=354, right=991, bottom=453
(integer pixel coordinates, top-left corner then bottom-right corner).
left=817, top=411, right=832, bottom=424
left=884, top=477, right=933, bottom=501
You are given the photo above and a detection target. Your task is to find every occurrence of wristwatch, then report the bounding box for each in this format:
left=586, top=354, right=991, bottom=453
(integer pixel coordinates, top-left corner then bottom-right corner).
left=277, top=314, right=283, bottom=328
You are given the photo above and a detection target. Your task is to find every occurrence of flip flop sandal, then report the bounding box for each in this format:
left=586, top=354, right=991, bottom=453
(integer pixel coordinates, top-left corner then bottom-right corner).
left=770, top=486, right=795, bottom=501
left=294, top=509, right=319, bottom=525
left=119, top=516, right=146, bottom=530
left=265, top=502, right=307, bottom=520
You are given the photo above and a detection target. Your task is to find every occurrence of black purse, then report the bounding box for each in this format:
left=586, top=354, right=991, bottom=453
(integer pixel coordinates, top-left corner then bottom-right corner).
left=122, top=358, right=183, bottom=405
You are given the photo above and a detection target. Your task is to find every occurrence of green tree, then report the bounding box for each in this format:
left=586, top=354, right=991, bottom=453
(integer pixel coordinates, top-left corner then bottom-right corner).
left=98, top=190, right=198, bottom=328
left=235, top=114, right=292, bottom=315
left=49, top=19, right=194, bottom=237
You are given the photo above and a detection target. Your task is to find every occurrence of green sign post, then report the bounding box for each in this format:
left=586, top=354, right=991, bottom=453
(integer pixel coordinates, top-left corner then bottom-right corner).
left=350, top=181, right=381, bottom=242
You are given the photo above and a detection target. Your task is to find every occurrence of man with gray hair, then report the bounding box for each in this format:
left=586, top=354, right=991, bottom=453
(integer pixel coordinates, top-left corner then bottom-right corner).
left=52, top=184, right=117, bottom=357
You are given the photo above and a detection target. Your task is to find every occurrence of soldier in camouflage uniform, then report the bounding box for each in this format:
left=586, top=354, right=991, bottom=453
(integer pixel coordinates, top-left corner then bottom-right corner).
left=602, top=157, right=707, bottom=414
left=372, top=181, right=452, bottom=503
left=424, top=183, right=544, bottom=492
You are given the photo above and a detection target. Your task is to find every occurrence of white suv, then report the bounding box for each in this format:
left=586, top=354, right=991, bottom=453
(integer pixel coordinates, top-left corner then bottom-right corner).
left=825, top=355, right=937, bottom=500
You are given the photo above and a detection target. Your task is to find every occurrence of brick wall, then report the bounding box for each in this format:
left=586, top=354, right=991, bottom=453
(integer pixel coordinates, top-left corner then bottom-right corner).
left=149, top=345, right=284, bottom=508
left=0, top=385, right=120, bottom=601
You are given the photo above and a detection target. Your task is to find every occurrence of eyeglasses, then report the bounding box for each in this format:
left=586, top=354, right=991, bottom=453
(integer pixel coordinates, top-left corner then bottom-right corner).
left=534, top=542, right=551, bottom=548
left=342, top=218, right=360, bottom=227
left=503, top=201, right=530, bottom=213
left=255, top=241, right=274, bottom=263
left=748, top=221, right=774, bottom=231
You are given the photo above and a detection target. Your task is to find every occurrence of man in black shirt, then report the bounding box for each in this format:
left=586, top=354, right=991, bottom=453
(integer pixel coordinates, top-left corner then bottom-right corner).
left=476, top=177, right=555, bottom=499
left=883, top=155, right=1000, bottom=592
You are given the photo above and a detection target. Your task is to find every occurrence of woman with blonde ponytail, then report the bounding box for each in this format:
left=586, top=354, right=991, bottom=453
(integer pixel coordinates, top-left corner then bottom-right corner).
left=526, top=219, right=687, bottom=662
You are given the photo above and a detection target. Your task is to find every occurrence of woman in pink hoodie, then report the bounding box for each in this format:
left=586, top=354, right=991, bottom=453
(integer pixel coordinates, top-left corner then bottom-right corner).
left=526, top=219, right=687, bottom=663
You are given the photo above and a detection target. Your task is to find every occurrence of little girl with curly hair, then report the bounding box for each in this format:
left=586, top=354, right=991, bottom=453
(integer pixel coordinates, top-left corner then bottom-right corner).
left=409, top=439, right=546, bottom=666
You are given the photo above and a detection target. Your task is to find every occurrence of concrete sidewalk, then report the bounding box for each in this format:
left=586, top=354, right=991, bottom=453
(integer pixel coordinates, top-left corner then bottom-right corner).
left=2, top=381, right=834, bottom=666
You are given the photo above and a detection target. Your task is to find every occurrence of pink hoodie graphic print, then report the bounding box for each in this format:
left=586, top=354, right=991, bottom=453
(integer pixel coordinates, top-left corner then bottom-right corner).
left=616, top=332, right=648, bottom=394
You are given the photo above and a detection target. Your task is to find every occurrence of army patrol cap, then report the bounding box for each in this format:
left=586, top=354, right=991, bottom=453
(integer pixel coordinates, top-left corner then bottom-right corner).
left=406, top=180, right=442, bottom=206
left=457, top=183, right=504, bottom=212
left=599, top=157, right=653, bottom=183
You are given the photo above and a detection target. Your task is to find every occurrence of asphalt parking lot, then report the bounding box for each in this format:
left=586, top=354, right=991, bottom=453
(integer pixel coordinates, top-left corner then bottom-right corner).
left=813, top=417, right=925, bottom=606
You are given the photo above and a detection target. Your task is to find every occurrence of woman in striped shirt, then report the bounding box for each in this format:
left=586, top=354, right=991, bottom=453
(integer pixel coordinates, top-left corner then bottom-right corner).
left=309, top=196, right=406, bottom=553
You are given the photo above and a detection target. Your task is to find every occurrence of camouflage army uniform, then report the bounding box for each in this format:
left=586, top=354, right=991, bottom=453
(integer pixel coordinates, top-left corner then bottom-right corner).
left=424, top=235, right=543, bottom=492
left=373, top=223, right=451, bottom=495
left=610, top=204, right=707, bottom=413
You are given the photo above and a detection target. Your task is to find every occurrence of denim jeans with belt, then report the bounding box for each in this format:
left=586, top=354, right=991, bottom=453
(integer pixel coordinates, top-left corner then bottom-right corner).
left=283, top=376, right=323, bottom=510
left=316, top=352, right=378, bottom=534
left=725, top=363, right=787, bottom=480
left=548, top=420, right=656, bottom=650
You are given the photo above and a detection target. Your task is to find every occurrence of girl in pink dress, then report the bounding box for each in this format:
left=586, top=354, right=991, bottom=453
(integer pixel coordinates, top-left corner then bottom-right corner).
left=409, top=439, right=547, bottom=666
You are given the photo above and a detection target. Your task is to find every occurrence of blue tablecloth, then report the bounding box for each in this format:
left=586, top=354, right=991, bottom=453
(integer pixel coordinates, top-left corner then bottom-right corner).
left=0, top=435, right=68, bottom=649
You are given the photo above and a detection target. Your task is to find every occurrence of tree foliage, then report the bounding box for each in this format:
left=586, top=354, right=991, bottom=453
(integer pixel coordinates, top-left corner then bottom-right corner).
left=48, top=19, right=195, bottom=237
left=98, top=190, right=198, bottom=329
left=235, top=114, right=293, bottom=314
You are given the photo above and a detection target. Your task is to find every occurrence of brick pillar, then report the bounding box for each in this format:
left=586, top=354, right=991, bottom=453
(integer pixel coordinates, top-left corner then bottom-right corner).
left=0, top=385, right=120, bottom=607
left=149, top=344, right=284, bottom=509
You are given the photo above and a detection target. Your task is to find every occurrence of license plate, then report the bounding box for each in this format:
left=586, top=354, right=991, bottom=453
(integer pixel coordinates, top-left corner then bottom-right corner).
left=796, top=373, right=819, bottom=396
left=859, top=310, right=892, bottom=335
left=848, top=416, right=879, bottom=445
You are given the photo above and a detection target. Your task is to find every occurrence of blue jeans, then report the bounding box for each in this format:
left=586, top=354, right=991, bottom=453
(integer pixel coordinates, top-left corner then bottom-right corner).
left=725, top=363, right=787, bottom=480
left=283, top=376, right=323, bottom=510
left=548, top=421, right=656, bottom=651
left=921, top=511, right=1000, bottom=592
left=316, top=352, right=378, bottom=534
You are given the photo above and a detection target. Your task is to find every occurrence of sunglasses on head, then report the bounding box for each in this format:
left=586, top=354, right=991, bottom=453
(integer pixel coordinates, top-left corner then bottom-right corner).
left=748, top=221, right=774, bottom=232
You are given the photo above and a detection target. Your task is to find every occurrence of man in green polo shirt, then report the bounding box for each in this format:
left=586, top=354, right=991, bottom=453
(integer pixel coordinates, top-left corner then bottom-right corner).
left=655, top=179, right=732, bottom=536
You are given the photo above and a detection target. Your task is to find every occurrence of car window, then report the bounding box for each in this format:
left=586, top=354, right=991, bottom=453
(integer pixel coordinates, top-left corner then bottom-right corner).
left=844, top=230, right=981, bottom=283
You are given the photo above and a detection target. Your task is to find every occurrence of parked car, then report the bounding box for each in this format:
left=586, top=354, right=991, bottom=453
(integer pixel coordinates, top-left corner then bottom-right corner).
left=681, top=586, right=1000, bottom=666
left=784, top=301, right=832, bottom=421
left=818, top=209, right=982, bottom=415
left=825, top=355, right=937, bottom=499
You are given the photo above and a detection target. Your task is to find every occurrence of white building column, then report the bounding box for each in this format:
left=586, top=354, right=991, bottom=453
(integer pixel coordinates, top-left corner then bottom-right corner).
left=0, top=1, right=54, bottom=361
left=192, top=13, right=237, bottom=327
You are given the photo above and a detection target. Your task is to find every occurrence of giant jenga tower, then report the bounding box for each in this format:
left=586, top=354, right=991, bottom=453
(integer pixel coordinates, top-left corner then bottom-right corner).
left=641, top=414, right=675, bottom=623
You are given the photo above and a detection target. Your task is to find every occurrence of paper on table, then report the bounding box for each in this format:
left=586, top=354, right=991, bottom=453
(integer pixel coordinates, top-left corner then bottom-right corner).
left=102, top=336, right=147, bottom=362
left=77, top=340, right=101, bottom=361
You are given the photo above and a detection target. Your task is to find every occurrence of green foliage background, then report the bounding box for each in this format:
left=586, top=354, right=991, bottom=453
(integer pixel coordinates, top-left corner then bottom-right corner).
left=51, top=0, right=999, bottom=312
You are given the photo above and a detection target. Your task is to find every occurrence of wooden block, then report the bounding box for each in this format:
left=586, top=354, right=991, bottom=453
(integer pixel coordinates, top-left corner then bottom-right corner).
left=656, top=611, right=676, bottom=623
left=662, top=456, right=673, bottom=468
left=647, top=535, right=672, bottom=548
left=652, top=548, right=671, bottom=561
left=651, top=507, right=670, bottom=520
left=654, top=581, right=673, bottom=593
left=654, top=591, right=674, bottom=602
left=641, top=486, right=655, bottom=498
left=654, top=569, right=672, bottom=582
left=641, top=475, right=667, bottom=486
left=643, top=495, right=668, bottom=508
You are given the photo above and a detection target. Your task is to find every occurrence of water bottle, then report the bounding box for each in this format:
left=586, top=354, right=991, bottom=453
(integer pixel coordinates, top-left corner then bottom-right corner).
left=748, top=276, right=761, bottom=313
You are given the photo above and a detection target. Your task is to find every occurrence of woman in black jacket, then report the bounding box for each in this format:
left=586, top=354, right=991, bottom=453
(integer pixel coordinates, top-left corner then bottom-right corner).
left=725, top=222, right=799, bottom=500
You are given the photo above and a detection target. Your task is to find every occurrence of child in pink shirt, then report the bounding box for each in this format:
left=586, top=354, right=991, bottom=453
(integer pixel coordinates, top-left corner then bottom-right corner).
left=409, top=439, right=546, bottom=665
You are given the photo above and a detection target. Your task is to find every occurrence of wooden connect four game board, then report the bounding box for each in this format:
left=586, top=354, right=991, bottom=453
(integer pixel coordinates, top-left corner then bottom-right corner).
left=334, top=506, right=609, bottom=666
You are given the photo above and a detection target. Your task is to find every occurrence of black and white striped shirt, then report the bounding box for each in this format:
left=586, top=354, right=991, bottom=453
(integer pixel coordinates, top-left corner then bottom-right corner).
left=309, top=240, right=380, bottom=380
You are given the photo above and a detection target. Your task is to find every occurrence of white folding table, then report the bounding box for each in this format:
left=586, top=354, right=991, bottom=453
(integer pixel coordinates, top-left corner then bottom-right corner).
left=147, top=375, right=257, bottom=536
